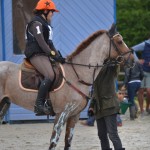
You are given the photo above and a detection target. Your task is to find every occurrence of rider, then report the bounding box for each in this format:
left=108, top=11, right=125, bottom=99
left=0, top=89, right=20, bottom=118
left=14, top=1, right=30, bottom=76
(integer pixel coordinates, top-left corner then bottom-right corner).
left=24, top=0, right=65, bottom=115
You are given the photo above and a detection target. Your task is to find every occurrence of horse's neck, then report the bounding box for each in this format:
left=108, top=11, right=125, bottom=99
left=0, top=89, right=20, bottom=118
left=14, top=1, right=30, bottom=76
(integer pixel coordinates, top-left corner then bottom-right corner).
left=71, top=33, right=109, bottom=82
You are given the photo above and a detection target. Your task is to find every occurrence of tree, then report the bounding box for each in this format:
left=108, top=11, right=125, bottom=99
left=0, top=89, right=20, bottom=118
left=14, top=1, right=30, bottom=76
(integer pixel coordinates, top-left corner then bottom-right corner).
left=117, top=0, right=150, bottom=47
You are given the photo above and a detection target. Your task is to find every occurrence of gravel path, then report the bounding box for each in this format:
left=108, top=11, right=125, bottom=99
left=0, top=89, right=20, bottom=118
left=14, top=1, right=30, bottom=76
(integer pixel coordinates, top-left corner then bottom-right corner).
left=0, top=113, right=150, bottom=150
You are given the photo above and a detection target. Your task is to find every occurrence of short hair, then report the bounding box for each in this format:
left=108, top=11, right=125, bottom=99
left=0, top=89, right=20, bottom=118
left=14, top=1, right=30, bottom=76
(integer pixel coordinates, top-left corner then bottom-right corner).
left=33, top=9, right=44, bottom=15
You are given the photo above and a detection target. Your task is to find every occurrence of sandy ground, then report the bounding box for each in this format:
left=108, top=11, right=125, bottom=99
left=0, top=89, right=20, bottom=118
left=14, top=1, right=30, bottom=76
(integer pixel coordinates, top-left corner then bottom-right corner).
left=0, top=112, right=150, bottom=150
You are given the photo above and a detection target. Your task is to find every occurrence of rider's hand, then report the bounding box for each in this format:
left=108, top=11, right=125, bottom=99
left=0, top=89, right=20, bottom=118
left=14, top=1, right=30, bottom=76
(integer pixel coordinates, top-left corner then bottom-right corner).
left=50, top=50, right=65, bottom=64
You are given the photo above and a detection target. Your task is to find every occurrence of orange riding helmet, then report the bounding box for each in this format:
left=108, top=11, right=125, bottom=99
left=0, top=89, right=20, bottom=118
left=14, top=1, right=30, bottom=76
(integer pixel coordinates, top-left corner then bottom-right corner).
left=35, top=0, right=59, bottom=12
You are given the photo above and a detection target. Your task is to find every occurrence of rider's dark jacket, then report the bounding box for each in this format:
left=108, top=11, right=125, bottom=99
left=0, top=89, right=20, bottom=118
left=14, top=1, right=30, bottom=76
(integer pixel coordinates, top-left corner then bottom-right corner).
left=24, top=15, right=56, bottom=58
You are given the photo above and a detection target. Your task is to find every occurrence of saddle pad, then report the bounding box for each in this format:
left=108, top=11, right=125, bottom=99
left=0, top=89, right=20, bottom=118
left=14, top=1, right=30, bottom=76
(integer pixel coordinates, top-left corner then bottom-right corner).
left=19, top=63, right=65, bottom=92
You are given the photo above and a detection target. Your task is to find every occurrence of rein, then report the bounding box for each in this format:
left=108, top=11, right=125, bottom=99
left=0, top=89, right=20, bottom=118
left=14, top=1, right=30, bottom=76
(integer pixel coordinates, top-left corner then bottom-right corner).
left=66, top=60, right=102, bottom=86
left=62, top=60, right=119, bottom=100
left=61, top=32, right=133, bottom=99
left=65, top=33, right=133, bottom=86
left=65, top=61, right=104, bottom=68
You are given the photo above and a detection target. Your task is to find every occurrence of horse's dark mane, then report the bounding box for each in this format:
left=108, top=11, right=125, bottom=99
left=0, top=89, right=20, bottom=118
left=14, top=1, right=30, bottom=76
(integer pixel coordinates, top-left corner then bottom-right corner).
left=67, top=30, right=107, bottom=60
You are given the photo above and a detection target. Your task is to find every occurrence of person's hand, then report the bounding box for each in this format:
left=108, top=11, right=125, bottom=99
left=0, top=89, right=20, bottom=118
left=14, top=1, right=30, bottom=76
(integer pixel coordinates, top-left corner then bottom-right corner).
left=139, top=59, right=144, bottom=65
left=88, top=108, right=94, bottom=117
left=50, top=50, right=65, bottom=64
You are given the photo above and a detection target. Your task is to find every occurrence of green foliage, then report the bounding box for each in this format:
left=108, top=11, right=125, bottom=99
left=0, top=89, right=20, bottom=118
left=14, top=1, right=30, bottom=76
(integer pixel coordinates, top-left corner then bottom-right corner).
left=116, top=0, right=150, bottom=47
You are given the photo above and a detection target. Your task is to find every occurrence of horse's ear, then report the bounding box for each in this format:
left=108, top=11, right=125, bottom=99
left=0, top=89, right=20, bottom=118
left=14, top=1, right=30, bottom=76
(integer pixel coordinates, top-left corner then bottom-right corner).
left=108, top=23, right=117, bottom=37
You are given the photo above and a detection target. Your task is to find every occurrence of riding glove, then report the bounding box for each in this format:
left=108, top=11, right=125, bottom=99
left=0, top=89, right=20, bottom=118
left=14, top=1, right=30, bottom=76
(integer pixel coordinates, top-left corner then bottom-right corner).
left=50, top=50, right=65, bottom=64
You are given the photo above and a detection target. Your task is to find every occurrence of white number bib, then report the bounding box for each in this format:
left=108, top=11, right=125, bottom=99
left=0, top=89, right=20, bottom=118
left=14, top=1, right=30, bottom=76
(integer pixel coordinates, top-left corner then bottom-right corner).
left=48, top=25, right=53, bottom=40
left=36, top=26, right=41, bottom=34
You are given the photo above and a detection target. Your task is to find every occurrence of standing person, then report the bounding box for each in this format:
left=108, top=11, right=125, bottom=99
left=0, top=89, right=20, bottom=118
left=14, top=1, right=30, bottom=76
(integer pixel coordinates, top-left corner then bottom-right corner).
left=123, top=61, right=144, bottom=120
left=24, top=0, right=65, bottom=115
left=90, top=64, right=125, bottom=150
left=132, top=37, right=150, bottom=115
left=116, top=90, right=126, bottom=126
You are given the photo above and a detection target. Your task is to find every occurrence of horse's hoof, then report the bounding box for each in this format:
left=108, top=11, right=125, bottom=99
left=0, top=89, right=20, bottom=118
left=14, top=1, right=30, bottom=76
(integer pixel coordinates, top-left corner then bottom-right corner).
left=49, top=143, right=56, bottom=150
left=34, top=105, right=44, bottom=112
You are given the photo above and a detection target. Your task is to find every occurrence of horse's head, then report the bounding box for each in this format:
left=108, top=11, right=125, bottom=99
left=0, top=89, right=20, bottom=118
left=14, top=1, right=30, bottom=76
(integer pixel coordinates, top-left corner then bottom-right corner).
left=107, top=23, right=134, bottom=67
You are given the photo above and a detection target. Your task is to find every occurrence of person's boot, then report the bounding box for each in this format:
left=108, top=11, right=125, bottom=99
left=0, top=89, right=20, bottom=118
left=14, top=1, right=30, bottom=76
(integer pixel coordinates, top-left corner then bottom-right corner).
left=134, top=103, right=139, bottom=118
left=115, top=148, right=125, bottom=150
left=102, top=148, right=112, bottom=150
left=129, top=106, right=136, bottom=120
left=34, top=78, right=53, bottom=115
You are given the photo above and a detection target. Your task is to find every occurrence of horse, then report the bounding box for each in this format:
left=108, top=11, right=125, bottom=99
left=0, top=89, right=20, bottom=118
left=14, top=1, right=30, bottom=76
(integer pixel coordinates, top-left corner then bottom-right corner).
left=0, top=24, right=134, bottom=150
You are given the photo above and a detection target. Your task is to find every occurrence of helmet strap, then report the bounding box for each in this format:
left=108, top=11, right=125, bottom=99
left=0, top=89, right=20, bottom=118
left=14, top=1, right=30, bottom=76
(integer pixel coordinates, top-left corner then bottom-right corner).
left=43, top=10, right=50, bottom=21
left=43, top=13, right=48, bottom=21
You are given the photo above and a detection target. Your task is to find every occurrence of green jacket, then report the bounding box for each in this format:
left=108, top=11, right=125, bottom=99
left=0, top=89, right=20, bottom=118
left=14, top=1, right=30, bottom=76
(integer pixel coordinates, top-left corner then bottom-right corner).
left=90, top=65, right=120, bottom=119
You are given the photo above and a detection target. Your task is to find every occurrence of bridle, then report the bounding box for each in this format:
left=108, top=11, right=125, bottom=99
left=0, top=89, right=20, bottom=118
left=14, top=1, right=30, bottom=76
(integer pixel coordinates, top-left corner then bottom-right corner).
left=108, top=33, right=134, bottom=67
left=65, top=32, right=133, bottom=86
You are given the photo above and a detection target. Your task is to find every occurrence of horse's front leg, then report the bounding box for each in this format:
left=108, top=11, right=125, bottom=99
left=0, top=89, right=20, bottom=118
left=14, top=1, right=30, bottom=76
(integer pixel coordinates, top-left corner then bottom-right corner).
left=64, top=115, right=79, bottom=150
left=49, top=102, right=77, bottom=150
left=48, top=114, right=61, bottom=150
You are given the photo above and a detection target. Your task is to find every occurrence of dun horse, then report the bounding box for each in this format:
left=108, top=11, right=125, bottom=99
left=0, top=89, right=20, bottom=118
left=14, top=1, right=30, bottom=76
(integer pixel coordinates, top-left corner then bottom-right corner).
left=0, top=24, right=133, bottom=150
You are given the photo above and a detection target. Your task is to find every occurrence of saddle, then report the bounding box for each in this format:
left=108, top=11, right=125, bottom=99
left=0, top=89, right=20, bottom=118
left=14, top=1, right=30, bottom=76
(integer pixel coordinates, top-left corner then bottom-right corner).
left=19, top=58, right=65, bottom=92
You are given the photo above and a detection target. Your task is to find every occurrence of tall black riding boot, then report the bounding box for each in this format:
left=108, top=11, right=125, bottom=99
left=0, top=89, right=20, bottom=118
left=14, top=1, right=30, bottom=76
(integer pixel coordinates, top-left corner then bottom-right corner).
left=34, top=78, right=52, bottom=115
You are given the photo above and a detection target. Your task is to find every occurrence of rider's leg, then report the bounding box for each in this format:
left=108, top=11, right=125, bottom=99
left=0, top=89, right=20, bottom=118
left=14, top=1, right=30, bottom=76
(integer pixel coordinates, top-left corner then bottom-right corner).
left=34, top=78, right=53, bottom=114
left=30, top=55, right=55, bottom=114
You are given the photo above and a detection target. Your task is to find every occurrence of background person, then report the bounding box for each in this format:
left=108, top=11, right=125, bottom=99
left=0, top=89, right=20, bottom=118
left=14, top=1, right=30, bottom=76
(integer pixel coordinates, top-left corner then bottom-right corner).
left=132, top=36, right=150, bottom=116
left=117, top=90, right=126, bottom=126
left=123, top=61, right=144, bottom=120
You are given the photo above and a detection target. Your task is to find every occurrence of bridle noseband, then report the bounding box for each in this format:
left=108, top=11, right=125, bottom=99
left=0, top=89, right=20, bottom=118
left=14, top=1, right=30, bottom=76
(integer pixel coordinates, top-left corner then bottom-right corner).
left=108, top=33, right=134, bottom=67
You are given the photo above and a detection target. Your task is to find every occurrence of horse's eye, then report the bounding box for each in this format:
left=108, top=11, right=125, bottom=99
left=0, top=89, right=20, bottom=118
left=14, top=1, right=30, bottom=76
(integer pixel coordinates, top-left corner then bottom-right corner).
left=117, top=41, right=123, bottom=45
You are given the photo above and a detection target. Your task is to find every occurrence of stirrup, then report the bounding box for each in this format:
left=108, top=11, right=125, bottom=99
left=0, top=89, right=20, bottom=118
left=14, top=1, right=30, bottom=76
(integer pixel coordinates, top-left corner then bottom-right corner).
left=34, top=105, right=45, bottom=115
left=34, top=105, right=50, bottom=115
left=35, top=111, right=46, bottom=116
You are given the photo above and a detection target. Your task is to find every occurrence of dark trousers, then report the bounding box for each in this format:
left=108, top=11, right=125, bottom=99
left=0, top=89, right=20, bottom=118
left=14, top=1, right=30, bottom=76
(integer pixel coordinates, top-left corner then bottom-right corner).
left=30, top=55, right=55, bottom=79
left=127, top=82, right=141, bottom=106
left=96, top=114, right=123, bottom=150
